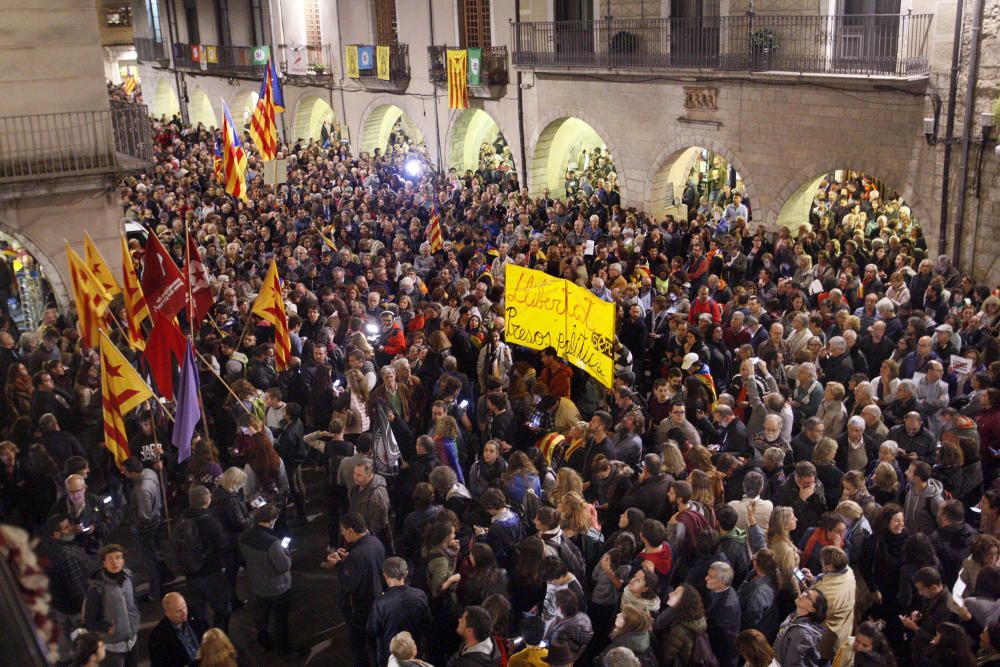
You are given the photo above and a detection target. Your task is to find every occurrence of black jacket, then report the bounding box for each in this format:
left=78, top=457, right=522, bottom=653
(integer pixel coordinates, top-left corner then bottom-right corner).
left=707, top=587, right=742, bottom=667
left=623, top=473, right=674, bottom=523
left=35, top=536, right=97, bottom=614
left=180, top=507, right=229, bottom=576
left=40, top=430, right=86, bottom=468
left=147, top=615, right=208, bottom=667
left=48, top=492, right=114, bottom=554
left=447, top=641, right=501, bottom=667
left=211, top=487, right=252, bottom=557
left=337, top=533, right=386, bottom=624
left=931, top=521, right=977, bottom=588
left=366, top=585, right=432, bottom=666
left=775, top=474, right=827, bottom=542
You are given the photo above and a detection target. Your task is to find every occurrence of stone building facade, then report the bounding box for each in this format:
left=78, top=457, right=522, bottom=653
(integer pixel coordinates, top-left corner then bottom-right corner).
left=131, top=0, right=1000, bottom=280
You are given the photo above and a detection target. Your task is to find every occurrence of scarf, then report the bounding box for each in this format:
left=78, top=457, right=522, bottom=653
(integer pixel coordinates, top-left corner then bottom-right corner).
left=800, top=528, right=835, bottom=568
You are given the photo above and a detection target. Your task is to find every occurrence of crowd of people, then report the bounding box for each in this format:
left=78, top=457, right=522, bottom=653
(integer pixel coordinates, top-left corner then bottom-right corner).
left=3, top=102, right=1000, bottom=667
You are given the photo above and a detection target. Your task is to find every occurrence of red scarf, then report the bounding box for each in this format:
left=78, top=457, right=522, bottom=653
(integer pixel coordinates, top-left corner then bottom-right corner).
left=800, top=528, right=835, bottom=568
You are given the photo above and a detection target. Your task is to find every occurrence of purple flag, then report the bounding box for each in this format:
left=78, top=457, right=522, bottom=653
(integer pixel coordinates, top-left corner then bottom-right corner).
left=172, top=341, right=200, bottom=463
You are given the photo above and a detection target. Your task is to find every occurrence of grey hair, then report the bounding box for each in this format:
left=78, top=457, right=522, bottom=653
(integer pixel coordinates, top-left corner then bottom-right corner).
left=743, top=470, right=765, bottom=497
left=828, top=336, right=846, bottom=351
left=880, top=440, right=899, bottom=457
left=862, top=404, right=882, bottom=419
left=603, top=647, right=641, bottom=667
left=799, top=362, right=817, bottom=380
left=219, top=467, right=247, bottom=492
left=709, top=561, right=734, bottom=586
left=847, top=415, right=866, bottom=430
left=763, top=446, right=786, bottom=466
left=854, top=381, right=873, bottom=399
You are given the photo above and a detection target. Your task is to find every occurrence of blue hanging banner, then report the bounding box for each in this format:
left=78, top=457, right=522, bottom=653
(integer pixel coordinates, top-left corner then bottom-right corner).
left=358, top=46, right=374, bottom=70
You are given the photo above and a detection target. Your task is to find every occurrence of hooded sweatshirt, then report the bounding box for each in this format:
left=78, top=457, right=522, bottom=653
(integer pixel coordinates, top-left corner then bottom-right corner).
left=637, top=541, right=674, bottom=598
left=903, top=478, right=944, bottom=535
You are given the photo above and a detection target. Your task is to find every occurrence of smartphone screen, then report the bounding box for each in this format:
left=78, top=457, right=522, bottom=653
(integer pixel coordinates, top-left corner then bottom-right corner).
left=281, top=537, right=291, bottom=549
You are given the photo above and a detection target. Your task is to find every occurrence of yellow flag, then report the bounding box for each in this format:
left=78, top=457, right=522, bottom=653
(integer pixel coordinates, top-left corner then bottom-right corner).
left=251, top=260, right=291, bottom=371
left=120, top=234, right=149, bottom=351
left=99, top=330, right=153, bottom=465
left=345, top=45, right=360, bottom=78
left=66, top=244, right=113, bottom=349
left=84, top=233, right=121, bottom=296
left=376, top=45, right=390, bottom=80
left=447, top=49, right=469, bottom=109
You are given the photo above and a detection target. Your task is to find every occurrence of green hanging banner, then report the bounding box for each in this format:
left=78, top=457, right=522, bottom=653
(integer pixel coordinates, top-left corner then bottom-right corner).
left=467, top=47, right=482, bottom=85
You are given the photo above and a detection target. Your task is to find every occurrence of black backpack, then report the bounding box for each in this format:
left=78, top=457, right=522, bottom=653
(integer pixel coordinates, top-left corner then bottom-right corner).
left=172, top=517, right=205, bottom=574
left=544, top=535, right=586, bottom=582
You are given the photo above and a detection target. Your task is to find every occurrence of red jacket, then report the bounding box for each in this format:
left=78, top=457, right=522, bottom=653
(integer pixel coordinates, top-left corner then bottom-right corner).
left=380, top=323, right=407, bottom=356
left=689, top=297, right=722, bottom=325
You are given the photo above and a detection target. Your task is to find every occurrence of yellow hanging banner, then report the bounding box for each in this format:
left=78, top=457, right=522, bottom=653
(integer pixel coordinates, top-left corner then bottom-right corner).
left=446, top=49, right=468, bottom=109
left=376, top=45, right=390, bottom=80
left=345, top=45, right=360, bottom=78
left=504, top=265, right=616, bottom=388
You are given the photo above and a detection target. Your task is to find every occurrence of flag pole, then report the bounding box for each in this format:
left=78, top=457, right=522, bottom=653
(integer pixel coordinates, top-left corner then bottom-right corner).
left=193, top=348, right=253, bottom=415
left=145, top=398, right=172, bottom=537
left=184, top=218, right=213, bottom=446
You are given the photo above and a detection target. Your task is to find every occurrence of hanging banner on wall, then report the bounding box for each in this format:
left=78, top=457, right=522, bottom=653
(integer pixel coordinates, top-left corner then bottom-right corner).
left=286, top=45, right=308, bottom=75
left=467, top=47, right=482, bottom=85
left=358, top=46, right=374, bottom=70
left=376, top=45, right=390, bottom=80
left=504, top=265, right=616, bottom=388
left=345, top=46, right=359, bottom=78
left=252, top=46, right=270, bottom=65
left=204, top=45, right=218, bottom=64
left=446, top=49, right=468, bottom=109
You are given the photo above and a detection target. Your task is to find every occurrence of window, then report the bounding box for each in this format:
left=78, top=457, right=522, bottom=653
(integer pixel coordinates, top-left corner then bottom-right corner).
left=184, top=0, right=200, bottom=45
left=458, top=0, right=491, bottom=48
left=105, top=4, right=132, bottom=27
left=373, top=0, right=397, bottom=44
left=305, top=0, right=322, bottom=47
left=145, top=0, right=161, bottom=41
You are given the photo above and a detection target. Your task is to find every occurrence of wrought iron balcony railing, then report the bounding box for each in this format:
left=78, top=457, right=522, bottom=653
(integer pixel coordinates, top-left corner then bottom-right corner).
left=171, top=42, right=266, bottom=77
left=135, top=37, right=168, bottom=64
left=512, top=13, right=932, bottom=77
left=428, top=45, right=510, bottom=88
left=0, top=102, right=153, bottom=182
left=276, top=44, right=334, bottom=77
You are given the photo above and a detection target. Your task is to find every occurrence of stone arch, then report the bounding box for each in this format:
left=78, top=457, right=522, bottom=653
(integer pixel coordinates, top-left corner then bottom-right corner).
left=644, top=136, right=757, bottom=219
left=357, top=99, right=426, bottom=156
left=291, top=95, right=337, bottom=143
left=188, top=87, right=218, bottom=129
left=230, top=89, right=259, bottom=127
left=527, top=109, right=627, bottom=200
left=768, top=156, right=929, bottom=236
left=445, top=108, right=514, bottom=175
left=150, top=77, right=180, bottom=120
left=0, top=220, right=69, bottom=317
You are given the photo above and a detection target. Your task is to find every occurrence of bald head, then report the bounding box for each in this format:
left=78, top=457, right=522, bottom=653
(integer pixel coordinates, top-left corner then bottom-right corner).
left=163, top=592, right=188, bottom=624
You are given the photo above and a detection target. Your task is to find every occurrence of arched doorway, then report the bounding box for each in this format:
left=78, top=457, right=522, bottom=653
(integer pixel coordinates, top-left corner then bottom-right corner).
left=0, top=225, right=63, bottom=329
left=293, top=96, right=338, bottom=143
left=230, top=89, right=259, bottom=127
left=447, top=108, right=515, bottom=179
left=529, top=117, right=617, bottom=198
left=151, top=78, right=180, bottom=120
left=648, top=146, right=746, bottom=219
left=775, top=170, right=920, bottom=241
left=188, top=88, right=217, bottom=129
left=359, top=104, right=424, bottom=156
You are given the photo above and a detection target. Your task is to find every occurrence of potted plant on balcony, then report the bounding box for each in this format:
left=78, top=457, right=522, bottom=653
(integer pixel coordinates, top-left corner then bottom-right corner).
left=750, top=27, right=777, bottom=70
left=312, top=64, right=326, bottom=75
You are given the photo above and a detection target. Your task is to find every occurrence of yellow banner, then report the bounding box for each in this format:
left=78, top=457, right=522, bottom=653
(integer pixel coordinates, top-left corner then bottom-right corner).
left=376, top=45, right=390, bottom=80
left=504, top=265, right=615, bottom=388
left=345, top=45, right=359, bottom=78
left=446, top=49, right=468, bottom=109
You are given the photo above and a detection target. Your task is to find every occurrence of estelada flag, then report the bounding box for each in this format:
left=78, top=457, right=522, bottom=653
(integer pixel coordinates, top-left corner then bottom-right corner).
left=185, top=234, right=214, bottom=324
left=141, top=233, right=187, bottom=320
left=100, top=330, right=153, bottom=466
left=446, top=49, right=468, bottom=109
left=221, top=99, right=249, bottom=201
left=66, top=243, right=112, bottom=349
left=251, top=260, right=290, bottom=371
left=83, top=232, right=121, bottom=296
left=213, top=138, right=224, bottom=184
left=120, top=234, right=149, bottom=352
left=249, top=61, right=278, bottom=161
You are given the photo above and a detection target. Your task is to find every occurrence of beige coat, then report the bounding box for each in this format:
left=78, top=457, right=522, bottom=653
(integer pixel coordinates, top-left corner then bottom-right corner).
left=813, top=566, right=857, bottom=659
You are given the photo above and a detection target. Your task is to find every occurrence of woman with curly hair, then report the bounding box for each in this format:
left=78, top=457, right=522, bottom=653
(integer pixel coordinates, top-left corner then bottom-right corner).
left=196, top=628, right=241, bottom=667
left=503, top=450, right=541, bottom=507
left=655, top=583, right=708, bottom=667
left=547, top=466, right=584, bottom=509
left=184, top=437, right=223, bottom=489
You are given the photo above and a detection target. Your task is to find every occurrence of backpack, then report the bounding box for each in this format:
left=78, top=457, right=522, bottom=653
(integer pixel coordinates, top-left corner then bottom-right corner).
left=372, top=403, right=401, bottom=478
left=688, top=630, right=720, bottom=667
left=511, top=486, right=542, bottom=525
left=544, top=535, right=586, bottom=582
left=172, top=517, right=205, bottom=574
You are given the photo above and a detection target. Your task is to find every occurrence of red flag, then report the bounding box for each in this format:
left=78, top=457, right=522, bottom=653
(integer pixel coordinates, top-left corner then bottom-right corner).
left=145, top=310, right=187, bottom=400
left=185, top=234, right=214, bottom=324
left=141, top=234, right=187, bottom=320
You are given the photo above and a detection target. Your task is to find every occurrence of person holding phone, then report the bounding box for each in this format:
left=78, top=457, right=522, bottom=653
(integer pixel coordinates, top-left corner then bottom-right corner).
left=238, top=504, right=297, bottom=658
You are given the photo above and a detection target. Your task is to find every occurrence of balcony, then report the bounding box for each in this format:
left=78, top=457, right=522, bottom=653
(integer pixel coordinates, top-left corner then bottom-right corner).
left=135, top=37, right=169, bottom=65
left=0, top=102, right=153, bottom=185
left=171, top=42, right=266, bottom=78
left=428, top=46, right=509, bottom=98
left=512, top=13, right=932, bottom=79
left=276, top=44, right=334, bottom=84
left=347, top=44, right=410, bottom=93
